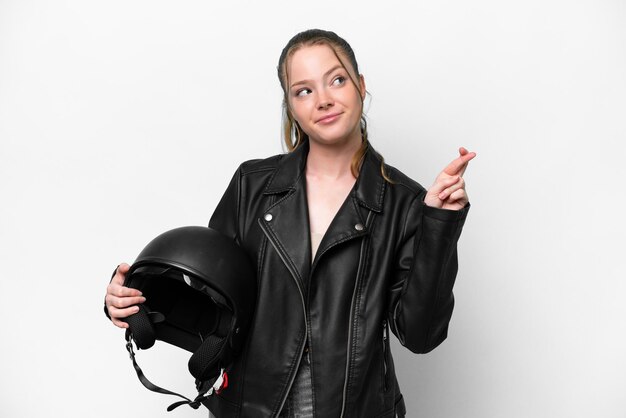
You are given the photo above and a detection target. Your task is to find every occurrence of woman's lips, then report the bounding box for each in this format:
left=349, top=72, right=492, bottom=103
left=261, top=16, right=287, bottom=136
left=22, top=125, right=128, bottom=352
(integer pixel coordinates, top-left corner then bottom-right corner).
left=316, top=112, right=342, bottom=124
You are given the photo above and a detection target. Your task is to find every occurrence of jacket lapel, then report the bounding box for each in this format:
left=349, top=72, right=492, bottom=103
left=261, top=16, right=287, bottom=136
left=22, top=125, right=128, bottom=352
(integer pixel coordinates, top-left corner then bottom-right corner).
left=260, top=145, right=312, bottom=290
left=313, top=144, right=386, bottom=265
left=260, top=142, right=387, bottom=287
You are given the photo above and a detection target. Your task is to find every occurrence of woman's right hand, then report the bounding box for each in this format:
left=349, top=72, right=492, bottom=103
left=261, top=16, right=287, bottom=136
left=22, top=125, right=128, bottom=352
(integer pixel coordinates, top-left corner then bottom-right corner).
left=105, top=263, right=146, bottom=329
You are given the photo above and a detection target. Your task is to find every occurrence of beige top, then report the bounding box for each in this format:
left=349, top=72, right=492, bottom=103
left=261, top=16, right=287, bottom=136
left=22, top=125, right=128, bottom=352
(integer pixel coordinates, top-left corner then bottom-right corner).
left=311, top=231, right=323, bottom=261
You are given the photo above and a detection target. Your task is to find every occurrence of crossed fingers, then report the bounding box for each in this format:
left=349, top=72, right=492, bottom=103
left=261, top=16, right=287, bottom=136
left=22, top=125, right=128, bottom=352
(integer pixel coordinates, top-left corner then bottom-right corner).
left=443, top=147, right=476, bottom=177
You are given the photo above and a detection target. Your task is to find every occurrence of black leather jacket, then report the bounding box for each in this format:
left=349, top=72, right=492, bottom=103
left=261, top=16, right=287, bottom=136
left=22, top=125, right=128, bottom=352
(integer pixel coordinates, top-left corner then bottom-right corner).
left=204, top=142, right=469, bottom=418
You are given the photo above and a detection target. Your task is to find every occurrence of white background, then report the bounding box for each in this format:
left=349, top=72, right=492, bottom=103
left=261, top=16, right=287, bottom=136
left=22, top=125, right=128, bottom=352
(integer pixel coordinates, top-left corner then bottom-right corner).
left=1, top=1, right=625, bottom=417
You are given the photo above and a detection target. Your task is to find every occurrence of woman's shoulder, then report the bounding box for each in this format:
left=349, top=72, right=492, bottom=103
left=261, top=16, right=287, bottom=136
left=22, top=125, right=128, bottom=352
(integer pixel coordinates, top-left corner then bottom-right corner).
left=366, top=146, right=426, bottom=199
left=381, top=160, right=427, bottom=198
left=235, top=153, right=285, bottom=176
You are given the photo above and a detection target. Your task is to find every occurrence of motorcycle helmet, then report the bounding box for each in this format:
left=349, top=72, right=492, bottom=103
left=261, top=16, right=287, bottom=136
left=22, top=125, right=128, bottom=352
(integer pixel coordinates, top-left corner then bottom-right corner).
left=121, top=226, right=256, bottom=411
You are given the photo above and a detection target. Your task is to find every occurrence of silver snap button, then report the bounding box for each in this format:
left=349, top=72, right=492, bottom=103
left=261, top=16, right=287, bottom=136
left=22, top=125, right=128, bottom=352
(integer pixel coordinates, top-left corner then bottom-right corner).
left=354, top=223, right=364, bottom=231
left=264, top=213, right=273, bottom=222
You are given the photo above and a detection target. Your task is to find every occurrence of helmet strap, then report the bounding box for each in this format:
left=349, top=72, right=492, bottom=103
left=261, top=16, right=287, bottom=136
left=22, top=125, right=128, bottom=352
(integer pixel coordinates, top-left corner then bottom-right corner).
left=124, top=333, right=219, bottom=412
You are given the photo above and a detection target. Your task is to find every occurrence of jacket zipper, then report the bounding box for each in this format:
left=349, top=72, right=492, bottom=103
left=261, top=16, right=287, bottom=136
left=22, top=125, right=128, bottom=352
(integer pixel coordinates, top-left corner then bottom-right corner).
left=339, top=211, right=372, bottom=418
left=382, top=319, right=388, bottom=392
left=258, top=219, right=309, bottom=417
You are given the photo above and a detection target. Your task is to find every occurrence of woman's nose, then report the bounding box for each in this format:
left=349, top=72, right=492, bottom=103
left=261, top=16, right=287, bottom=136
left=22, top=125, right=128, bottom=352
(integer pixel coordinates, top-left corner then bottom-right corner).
left=317, top=89, right=333, bottom=110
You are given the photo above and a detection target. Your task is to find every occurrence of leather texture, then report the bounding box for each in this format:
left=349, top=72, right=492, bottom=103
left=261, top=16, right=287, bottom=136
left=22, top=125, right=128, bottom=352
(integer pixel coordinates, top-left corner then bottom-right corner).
left=203, top=142, right=469, bottom=417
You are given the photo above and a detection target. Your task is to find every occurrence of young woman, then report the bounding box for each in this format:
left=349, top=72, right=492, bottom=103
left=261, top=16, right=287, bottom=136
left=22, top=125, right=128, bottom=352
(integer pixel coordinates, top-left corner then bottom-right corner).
left=105, top=29, right=475, bottom=418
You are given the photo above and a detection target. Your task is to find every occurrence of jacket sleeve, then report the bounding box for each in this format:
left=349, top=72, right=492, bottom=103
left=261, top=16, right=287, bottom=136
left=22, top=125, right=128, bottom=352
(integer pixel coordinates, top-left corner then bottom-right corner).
left=208, top=165, right=243, bottom=244
left=388, top=195, right=470, bottom=354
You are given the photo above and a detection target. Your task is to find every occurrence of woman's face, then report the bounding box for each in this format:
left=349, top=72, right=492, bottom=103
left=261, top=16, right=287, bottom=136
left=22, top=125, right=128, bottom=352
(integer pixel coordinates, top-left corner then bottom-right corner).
left=286, top=44, right=365, bottom=148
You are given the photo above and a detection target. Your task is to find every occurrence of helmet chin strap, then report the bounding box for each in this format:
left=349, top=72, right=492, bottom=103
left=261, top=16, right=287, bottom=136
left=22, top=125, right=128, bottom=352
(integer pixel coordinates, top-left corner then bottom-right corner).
left=123, top=305, right=232, bottom=412
left=124, top=332, right=228, bottom=412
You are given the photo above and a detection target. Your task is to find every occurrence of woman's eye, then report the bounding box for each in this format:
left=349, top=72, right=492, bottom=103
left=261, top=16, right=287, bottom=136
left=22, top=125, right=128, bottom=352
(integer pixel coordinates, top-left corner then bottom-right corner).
left=296, top=88, right=311, bottom=97
left=332, top=76, right=346, bottom=86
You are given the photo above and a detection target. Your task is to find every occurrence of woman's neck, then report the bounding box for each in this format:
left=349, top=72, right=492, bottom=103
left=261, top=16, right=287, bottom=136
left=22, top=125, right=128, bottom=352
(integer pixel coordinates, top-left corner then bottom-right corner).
left=306, top=137, right=361, bottom=180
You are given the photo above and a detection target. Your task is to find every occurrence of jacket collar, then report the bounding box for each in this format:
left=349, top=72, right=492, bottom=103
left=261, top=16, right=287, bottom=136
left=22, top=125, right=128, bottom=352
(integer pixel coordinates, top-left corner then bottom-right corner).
left=263, top=141, right=386, bottom=213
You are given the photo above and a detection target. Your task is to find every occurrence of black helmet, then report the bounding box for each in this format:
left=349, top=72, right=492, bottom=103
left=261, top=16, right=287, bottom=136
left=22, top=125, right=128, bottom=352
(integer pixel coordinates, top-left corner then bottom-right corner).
left=122, top=226, right=256, bottom=411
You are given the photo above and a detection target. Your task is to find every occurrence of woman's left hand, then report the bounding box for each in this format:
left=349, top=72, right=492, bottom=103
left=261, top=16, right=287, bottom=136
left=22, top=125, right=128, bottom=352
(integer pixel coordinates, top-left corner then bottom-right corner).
left=424, top=147, right=476, bottom=211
